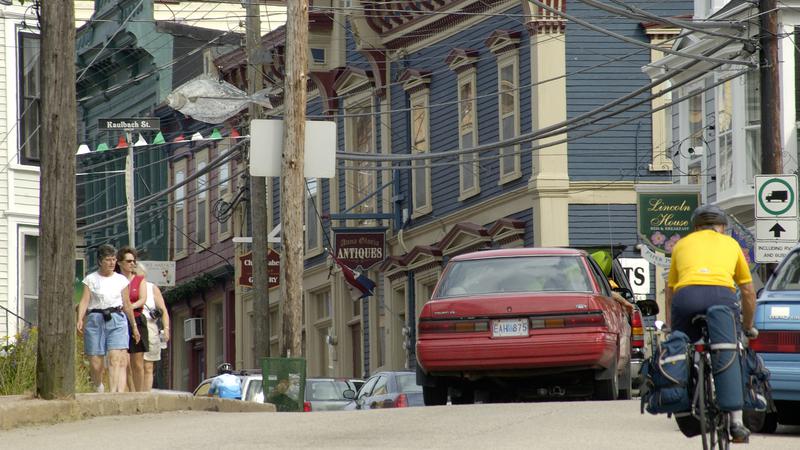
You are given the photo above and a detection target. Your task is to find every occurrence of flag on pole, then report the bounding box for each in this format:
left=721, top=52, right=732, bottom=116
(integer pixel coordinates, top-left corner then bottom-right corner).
left=331, top=255, right=375, bottom=299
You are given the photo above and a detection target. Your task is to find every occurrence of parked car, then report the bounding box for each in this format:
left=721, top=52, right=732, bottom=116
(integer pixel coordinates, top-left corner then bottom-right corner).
left=193, top=369, right=263, bottom=402
left=416, top=248, right=638, bottom=404
left=302, top=377, right=357, bottom=412
left=746, top=249, right=800, bottom=432
left=582, top=245, right=660, bottom=391
left=349, top=371, right=424, bottom=409
left=349, top=378, right=365, bottom=393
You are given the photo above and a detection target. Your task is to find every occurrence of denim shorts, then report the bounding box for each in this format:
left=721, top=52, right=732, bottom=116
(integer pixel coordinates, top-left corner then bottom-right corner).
left=84, top=311, right=129, bottom=355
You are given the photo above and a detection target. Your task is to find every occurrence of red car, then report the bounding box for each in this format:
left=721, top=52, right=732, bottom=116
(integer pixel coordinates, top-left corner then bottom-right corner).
left=416, top=248, right=633, bottom=404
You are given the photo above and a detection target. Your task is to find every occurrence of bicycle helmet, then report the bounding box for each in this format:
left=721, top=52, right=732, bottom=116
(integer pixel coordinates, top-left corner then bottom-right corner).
left=217, top=362, right=233, bottom=375
left=691, top=204, right=728, bottom=228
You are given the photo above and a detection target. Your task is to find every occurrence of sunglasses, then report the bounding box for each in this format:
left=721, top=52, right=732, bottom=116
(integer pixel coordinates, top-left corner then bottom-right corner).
left=124, top=259, right=136, bottom=264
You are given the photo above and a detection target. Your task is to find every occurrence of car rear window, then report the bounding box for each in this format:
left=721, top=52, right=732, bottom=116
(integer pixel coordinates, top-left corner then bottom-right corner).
left=768, top=251, right=800, bottom=291
left=245, top=378, right=264, bottom=402
left=433, top=255, right=592, bottom=298
left=305, top=380, right=350, bottom=401
left=395, top=373, right=422, bottom=394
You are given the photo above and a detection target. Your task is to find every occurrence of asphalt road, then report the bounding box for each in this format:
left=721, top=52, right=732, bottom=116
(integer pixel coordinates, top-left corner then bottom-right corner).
left=1, top=399, right=798, bottom=449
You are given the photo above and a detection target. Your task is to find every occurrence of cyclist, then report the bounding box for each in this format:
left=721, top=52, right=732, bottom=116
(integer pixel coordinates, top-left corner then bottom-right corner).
left=665, top=204, right=756, bottom=443
left=209, top=363, right=242, bottom=400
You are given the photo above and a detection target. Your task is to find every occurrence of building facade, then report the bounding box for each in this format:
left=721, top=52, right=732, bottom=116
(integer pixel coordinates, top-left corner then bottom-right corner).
left=0, top=3, right=98, bottom=338
left=162, top=0, right=694, bottom=388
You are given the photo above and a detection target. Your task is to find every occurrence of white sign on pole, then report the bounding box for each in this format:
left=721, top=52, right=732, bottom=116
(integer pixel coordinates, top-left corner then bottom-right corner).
left=754, top=242, right=797, bottom=264
left=250, top=119, right=336, bottom=178
left=138, top=260, right=176, bottom=287
left=619, top=258, right=651, bottom=295
left=755, top=175, right=800, bottom=263
left=755, top=219, right=799, bottom=242
left=755, top=175, right=798, bottom=218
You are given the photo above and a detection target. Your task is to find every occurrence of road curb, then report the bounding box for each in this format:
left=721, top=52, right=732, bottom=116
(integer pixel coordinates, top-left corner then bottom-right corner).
left=0, top=392, right=275, bottom=430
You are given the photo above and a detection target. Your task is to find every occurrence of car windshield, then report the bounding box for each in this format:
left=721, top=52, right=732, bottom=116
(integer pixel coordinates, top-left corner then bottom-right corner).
left=433, top=255, right=592, bottom=298
left=395, top=373, right=422, bottom=394
left=306, top=380, right=350, bottom=401
left=768, top=251, right=800, bottom=291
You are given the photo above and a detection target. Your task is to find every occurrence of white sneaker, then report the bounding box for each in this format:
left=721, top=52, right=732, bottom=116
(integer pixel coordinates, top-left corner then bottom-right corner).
left=96, top=383, right=105, bottom=393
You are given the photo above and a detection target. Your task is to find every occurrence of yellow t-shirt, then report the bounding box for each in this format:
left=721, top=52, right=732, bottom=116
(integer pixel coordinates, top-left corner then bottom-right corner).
left=667, top=229, right=752, bottom=291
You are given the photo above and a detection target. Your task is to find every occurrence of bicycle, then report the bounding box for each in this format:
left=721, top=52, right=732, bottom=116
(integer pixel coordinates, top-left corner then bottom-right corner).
left=690, top=314, right=731, bottom=450
left=689, top=314, right=757, bottom=450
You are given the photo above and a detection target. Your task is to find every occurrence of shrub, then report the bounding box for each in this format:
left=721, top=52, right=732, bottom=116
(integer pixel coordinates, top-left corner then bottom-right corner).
left=0, top=328, right=95, bottom=395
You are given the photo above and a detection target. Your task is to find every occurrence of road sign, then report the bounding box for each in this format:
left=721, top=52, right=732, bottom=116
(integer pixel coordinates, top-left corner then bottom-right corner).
left=755, top=175, right=798, bottom=218
left=756, top=219, right=799, bottom=241
left=755, top=242, right=797, bottom=263
left=98, top=117, right=160, bottom=131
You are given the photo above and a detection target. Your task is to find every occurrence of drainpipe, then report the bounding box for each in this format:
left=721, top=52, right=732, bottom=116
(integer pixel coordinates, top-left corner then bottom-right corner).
left=406, top=271, right=416, bottom=370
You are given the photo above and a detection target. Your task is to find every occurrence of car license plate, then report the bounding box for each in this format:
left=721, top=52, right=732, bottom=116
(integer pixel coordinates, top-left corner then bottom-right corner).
left=492, top=319, right=529, bottom=338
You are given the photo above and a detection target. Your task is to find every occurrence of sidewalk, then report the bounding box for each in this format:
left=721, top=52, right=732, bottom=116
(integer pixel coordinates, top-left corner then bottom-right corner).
left=0, top=391, right=275, bottom=430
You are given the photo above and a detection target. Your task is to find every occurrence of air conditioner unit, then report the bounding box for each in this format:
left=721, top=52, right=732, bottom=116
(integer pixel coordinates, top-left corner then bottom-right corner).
left=184, top=318, right=204, bottom=341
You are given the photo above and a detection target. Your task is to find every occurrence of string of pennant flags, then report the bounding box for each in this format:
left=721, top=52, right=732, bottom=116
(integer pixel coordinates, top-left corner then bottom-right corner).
left=76, top=127, right=248, bottom=155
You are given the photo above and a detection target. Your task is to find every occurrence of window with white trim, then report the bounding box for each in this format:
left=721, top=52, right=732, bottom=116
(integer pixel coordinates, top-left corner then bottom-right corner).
left=458, top=70, right=480, bottom=199
left=18, top=31, right=40, bottom=165
left=173, top=160, right=188, bottom=259
left=679, top=89, right=706, bottom=198
left=716, top=80, right=734, bottom=194
left=195, top=149, right=210, bottom=249
left=745, top=71, right=761, bottom=183
left=217, top=154, right=232, bottom=241
left=305, top=178, right=322, bottom=254
left=21, top=233, right=39, bottom=326
left=345, top=98, right=376, bottom=225
left=497, top=53, right=521, bottom=183
left=410, top=92, right=432, bottom=217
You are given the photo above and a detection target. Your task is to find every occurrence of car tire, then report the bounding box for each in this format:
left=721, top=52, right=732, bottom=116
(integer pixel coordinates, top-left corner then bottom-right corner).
left=423, top=385, right=448, bottom=406
left=593, top=357, right=619, bottom=401
left=617, top=361, right=632, bottom=400
left=761, top=412, right=779, bottom=434
left=450, top=386, right=474, bottom=405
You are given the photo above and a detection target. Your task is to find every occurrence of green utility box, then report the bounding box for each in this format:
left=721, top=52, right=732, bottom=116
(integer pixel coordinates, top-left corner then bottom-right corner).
left=260, top=357, right=306, bottom=412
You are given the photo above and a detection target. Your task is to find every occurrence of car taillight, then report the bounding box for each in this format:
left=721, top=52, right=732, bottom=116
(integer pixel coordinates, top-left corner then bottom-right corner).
left=394, top=394, right=408, bottom=408
left=631, top=310, right=644, bottom=348
left=749, top=330, right=800, bottom=353
left=303, top=401, right=312, bottom=412
left=529, top=313, right=605, bottom=329
left=418, top=319, right=489, bottom=334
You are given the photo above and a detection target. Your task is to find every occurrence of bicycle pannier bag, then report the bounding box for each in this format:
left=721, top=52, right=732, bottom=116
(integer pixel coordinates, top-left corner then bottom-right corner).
left=741, top=346, right=770, bottom=411
left=641, top=330, right=691, bottom=415
left=705, top=305, right=744, bottom=411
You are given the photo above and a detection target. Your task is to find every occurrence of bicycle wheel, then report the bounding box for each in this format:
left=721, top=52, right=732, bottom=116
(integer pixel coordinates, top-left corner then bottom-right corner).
left=697, top=359, right=711, bottom=450
left=716, top=413, right=730, bottom=450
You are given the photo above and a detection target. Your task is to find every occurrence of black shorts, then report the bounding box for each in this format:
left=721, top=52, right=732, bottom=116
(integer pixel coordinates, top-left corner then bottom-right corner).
left=128, top=314, right=150, bottom=354
left=671, top=285, right=740, bottom=343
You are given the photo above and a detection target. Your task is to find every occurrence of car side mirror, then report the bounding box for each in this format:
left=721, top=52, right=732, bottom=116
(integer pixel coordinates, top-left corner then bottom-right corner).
left=756, top=287, right=764, bottom=298
left=343, top=389, right=356, bottom=400
left=636, top=299, right=659, bottom=317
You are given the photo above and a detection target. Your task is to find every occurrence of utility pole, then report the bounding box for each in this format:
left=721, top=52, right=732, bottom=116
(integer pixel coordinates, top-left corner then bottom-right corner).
left=760, top=0, right=782, bottom=174
left=247, top=0, right=271, bottom=360
left=279, top=0, right=308, bottom=358
left=38, top=0, right=77, bottom=399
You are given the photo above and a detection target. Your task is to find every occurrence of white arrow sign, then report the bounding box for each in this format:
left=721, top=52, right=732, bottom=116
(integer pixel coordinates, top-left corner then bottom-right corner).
left=756, top=219, right=799, bottom=242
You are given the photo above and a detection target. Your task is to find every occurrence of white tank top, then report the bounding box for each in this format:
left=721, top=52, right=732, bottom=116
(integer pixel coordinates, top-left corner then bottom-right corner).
left=144, top=282, right=157, bottom=315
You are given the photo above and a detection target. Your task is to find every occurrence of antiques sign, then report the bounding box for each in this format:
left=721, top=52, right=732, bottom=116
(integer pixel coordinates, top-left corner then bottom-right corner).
left=333, top=229, right=386, bottom=270
left=637, top=192, right=699, bottom=255
left=239, top=249, right=280, bottom=288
